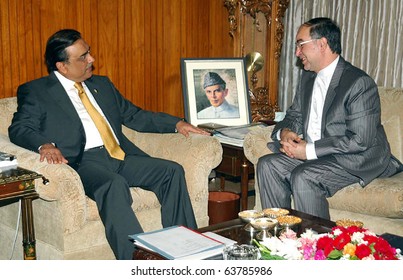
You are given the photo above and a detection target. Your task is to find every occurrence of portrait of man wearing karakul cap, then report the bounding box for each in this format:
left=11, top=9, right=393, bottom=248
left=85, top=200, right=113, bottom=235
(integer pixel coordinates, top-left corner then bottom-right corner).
left=198, top=71, right=239, bottom=119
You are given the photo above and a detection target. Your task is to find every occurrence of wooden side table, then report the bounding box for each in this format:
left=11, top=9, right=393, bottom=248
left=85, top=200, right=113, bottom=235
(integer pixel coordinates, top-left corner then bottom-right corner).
left=214, top=143, right=254, bottom=210
left=0, top=167, right=43, bottom=260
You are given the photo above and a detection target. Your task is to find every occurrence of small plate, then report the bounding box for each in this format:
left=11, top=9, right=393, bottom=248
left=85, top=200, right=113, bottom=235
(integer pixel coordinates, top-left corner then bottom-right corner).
left=238, top=210, right=264, bottom=223
left=276, top=215, right=302, bottom=227
left=262, top=208, right=289, bottom=218
left=336, top=219, right=364, bottom=228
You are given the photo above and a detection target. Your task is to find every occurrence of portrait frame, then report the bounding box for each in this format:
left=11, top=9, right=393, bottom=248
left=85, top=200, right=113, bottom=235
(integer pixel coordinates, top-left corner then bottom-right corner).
left=181, top=57, right=251, bottom=126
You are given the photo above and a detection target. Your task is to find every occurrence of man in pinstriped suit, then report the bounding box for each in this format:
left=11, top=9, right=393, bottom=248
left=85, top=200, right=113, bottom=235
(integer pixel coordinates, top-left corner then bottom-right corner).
left=257, top=17, right=403, bottom=219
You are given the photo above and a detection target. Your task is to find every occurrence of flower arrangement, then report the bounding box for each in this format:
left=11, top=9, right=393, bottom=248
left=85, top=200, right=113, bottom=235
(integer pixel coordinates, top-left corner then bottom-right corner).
left=254, top=226, right=403, bottom=260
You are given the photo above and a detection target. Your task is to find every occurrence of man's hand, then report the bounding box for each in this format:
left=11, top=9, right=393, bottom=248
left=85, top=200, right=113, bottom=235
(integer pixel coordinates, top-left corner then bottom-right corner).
left=280, top=139, right=307, bottom=160
left=39, top=143, right=68, bottom=164
left=279, top=128, right=307, bottom=160
left=175, top=120, right=210, bottom=137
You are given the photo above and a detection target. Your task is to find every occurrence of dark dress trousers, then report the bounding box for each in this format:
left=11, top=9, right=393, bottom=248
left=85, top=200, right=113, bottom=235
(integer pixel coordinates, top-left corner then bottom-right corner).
left=258, top=57, right=403, bottom=219
left=8, top=72, right=197, bottom=259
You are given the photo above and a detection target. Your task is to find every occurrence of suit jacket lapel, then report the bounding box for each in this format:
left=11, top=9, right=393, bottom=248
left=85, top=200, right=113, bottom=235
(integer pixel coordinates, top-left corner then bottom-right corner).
left=47, top=73, right=85, bottom=135
left=83, top=79, right=120, bottom=134
left=82, top=80, right=103, bottom=108
left=47, top=73, right=81, bottom=121
left=321, top=57, right=346, bottom=132
left=83, top=79, right=111, bottom=117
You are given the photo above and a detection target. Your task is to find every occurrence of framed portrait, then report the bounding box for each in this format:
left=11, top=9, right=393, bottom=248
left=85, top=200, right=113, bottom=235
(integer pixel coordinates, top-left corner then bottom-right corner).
left=181, top=58, right=251, bottom=126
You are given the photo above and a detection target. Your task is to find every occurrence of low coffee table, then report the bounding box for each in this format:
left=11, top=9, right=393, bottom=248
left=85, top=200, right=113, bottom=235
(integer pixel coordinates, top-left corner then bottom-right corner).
left=132, top=209, right=336, bottom=260
left=198, top=209, right=336, bottom=245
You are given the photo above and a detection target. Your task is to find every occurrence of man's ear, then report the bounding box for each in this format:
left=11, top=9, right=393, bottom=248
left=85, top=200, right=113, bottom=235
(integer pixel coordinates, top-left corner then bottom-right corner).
left=56, top=61, right=68, bottom=74
left=319, top=37, right=328, bottom=50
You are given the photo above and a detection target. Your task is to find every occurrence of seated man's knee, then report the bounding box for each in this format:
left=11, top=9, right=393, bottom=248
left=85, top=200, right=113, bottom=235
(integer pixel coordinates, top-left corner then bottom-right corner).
left=257, top=154, right=276, bottom=172
left=290, top=165, right=311, bottom=187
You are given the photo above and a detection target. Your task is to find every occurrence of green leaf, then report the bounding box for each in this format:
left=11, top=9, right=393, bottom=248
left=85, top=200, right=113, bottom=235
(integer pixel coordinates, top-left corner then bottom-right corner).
left=327, top=250, right=343, bottom=260
left=260, top=253, right=287, bottom=260
left=253, top=239, right=270, bottom=253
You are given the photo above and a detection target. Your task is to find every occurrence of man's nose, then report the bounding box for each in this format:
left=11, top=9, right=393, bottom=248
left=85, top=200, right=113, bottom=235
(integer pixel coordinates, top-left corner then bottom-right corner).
left=88, top=54, right=95, bottom=63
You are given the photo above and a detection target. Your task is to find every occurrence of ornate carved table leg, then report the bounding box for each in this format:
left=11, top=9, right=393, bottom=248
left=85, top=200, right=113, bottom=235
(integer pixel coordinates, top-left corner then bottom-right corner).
left=21, top=192, right=39, bottom=260
left=241, top=158, right=249, bottom=210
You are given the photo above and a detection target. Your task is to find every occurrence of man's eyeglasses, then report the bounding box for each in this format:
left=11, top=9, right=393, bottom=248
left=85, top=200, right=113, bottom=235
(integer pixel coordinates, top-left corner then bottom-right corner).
left=75, top=49, right=91, bottom=62
left=295, top=39, right=317, bottom=50
left=67, top=49, right=91, bottom=63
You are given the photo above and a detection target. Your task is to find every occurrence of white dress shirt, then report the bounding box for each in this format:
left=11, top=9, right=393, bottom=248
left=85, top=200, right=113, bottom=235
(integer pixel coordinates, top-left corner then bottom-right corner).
left=54, top=71, right=119, bottom=150
left=305, top=56, right=339, bottom=159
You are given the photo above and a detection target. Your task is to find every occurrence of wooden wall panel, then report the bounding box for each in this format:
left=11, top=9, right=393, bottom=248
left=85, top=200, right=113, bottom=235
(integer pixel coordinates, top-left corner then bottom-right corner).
left=0, top=0, right=234, bottom=118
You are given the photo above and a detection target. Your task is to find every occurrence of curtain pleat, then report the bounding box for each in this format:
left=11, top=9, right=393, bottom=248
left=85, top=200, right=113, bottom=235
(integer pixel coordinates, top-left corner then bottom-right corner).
left=278, top=0, right=402, bottom=111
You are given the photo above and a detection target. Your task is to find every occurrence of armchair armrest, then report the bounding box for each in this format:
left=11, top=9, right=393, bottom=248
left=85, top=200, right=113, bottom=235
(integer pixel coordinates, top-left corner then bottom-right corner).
left=122, top=127, right=223, bottom=197
left=243, top=125, right=275, bottom=164
left=0, top=134, right=87, bottom=234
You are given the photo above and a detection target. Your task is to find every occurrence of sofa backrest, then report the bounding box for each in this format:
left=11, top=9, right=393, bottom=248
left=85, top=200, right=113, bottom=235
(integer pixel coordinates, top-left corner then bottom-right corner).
left=0, top=97, right=17, bottom=136
left=379, top=87, right=403, bottom=163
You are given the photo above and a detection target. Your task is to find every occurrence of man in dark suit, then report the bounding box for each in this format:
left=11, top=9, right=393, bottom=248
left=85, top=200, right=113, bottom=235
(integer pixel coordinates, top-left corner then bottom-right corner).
left=257, top=17, right=403, bottom=220
left=8, top=29, right=210, bottom=259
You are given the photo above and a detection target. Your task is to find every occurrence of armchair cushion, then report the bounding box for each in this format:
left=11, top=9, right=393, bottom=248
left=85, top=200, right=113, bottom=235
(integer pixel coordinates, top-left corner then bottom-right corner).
left=326, top=173, right=403, bottom=218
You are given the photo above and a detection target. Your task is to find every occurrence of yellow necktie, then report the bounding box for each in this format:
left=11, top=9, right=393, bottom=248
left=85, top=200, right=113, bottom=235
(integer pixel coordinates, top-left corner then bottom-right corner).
left=74, top=82, right=125, bottom=160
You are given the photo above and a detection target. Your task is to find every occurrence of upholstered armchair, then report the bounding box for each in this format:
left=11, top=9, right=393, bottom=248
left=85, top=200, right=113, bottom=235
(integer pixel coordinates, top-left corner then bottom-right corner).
left=0, top=97, right=223, bottom=259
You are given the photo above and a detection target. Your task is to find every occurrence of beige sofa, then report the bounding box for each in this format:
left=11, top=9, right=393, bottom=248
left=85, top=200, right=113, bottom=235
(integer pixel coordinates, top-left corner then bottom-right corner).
left=0, top=97, right=223, bottom=260
left=244, top=87, right=403, bottom=236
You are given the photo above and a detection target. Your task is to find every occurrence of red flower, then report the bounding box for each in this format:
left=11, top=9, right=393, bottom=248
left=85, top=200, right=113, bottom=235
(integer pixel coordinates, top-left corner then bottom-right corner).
left=355, top=244, right=372, bottom=259
left=316, top=236, right=333, bottom=250
left=373, top=238, right=398, bottom=260
left=316, top=235, right=335, bottom=257
left=363, top=234, right=378, bottom=245
left=345, top=225, right=365, bottom=235
left=333, top=232, right=351, bottom=250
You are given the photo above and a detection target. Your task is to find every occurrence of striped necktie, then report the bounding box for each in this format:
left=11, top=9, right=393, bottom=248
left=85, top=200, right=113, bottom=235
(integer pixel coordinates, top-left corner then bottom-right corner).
left=74, top=82, right=125, bottom=160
